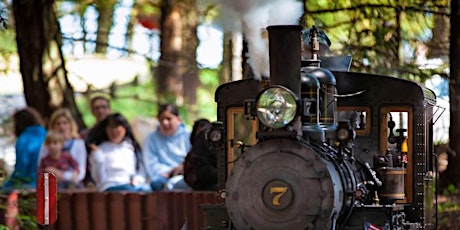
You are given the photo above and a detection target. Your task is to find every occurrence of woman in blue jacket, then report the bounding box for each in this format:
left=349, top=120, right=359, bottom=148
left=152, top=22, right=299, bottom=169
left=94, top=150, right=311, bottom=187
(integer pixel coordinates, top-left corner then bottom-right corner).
left=2, top=107, right=47, bottom=192
left=143, top=103, right=191, bottom=191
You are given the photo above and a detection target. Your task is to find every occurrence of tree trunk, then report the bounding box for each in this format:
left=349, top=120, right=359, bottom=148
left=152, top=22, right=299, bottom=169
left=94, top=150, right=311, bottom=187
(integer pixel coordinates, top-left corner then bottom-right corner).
left=446, top=0, right=460, bottom=187
left=156, top=0, right=200, bottom=108
left=13, top=0, right=85, bottom=128
left=428, top=13, right=450, bottom=58
left=220, top=32, right=232, bottom=84
left=156, top=0, right=184, bottom=104
left=95, top=0, right=117, bottom=54
left=125, top=2, right=136, bottom=56
left=180, top=0, right=199, bottom=107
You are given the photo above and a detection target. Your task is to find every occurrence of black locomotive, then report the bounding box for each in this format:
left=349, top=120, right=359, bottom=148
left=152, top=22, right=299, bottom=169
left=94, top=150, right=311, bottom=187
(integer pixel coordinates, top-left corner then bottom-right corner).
left=203, top=25, right=437, bottom=229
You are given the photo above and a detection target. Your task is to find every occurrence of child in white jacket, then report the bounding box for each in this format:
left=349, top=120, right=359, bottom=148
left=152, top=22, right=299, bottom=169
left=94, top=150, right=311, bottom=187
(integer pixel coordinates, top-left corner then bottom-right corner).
left=89, top=113, right=150, bottom=192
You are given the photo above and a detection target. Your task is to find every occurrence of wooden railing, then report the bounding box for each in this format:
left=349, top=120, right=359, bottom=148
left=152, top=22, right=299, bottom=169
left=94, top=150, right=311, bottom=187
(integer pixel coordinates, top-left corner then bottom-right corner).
left=1, top=190, right=218, bottom=230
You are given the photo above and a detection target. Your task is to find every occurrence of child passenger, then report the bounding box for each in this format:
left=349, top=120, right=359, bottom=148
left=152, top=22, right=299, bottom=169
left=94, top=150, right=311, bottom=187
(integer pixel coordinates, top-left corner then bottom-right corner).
left=38, top=131, right=80, bottom=189
left=88, top=113, right=151, bottom=192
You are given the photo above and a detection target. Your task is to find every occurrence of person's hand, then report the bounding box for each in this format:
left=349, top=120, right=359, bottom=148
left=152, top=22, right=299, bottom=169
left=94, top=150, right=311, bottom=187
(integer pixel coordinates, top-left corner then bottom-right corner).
left=71, top=171, right=79, bottom=183
left=89, top=144, right=99, bottom=153
left=130, top=178, right=137, bottom=186
left=161, top=172, right=170, bottom=178
left=169, top=163, right=184, bottom=176
left=44, top=166, right=58, bottom=174
left=44, top=167, right=65, bottom=181
left=130, top=175, right=146, bottom=186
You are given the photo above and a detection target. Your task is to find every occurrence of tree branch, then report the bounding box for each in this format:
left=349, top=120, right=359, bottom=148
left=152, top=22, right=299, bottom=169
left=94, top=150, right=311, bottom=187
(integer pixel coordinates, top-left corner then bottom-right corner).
left=306, top=3, right=450, bottom=17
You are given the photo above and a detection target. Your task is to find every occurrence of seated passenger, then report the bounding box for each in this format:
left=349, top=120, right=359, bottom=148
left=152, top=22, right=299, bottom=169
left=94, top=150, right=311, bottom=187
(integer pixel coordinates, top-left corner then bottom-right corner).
left=81, top=95, right=112, bottom=186
left=38, top=108, right=87, bottom=186
left=184, top=119, right=217, bottom=191
left=142, top=103, right=191, bottom=191
left=81, top=94, right=112, bottom=140
left=88, top=113, right=151, bottom=192
left=2, top=107, right=47, bottom=192
left=38, top=131, right=80, bottom=189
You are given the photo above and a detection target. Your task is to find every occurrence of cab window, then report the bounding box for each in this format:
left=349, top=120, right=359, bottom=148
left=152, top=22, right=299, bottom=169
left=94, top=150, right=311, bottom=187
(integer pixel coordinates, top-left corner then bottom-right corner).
left=226, top=107, right=258, bottom=173
left=380, top=107, right=413, bottom=203
left=337, top=106, right=370, bottom=136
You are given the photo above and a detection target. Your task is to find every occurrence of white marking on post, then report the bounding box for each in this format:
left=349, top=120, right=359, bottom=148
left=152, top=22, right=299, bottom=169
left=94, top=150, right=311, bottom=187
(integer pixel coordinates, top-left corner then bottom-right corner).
left=44, top=173, right=49, bottom=225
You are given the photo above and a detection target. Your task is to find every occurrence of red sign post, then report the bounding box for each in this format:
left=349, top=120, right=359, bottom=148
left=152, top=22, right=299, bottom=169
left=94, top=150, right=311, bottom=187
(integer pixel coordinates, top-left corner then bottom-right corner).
left=36, top=172, right=57, bottom=226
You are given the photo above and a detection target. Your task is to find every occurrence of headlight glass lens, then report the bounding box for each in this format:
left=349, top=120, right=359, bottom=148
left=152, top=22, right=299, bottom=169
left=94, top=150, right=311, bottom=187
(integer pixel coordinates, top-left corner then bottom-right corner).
left=256, top=86, right=297, bottom=128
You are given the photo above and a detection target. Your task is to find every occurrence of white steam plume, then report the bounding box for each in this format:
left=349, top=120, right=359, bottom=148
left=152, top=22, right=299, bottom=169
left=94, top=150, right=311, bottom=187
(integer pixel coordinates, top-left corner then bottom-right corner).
left=219, top=0, right=304, bottom=80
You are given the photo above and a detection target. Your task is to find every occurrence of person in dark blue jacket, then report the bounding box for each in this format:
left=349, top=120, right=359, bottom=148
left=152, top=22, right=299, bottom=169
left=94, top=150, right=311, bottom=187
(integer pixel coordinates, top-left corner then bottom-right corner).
left=183, top=119, right=217, bottom=191
left=2, top=107, right=47, bottom=192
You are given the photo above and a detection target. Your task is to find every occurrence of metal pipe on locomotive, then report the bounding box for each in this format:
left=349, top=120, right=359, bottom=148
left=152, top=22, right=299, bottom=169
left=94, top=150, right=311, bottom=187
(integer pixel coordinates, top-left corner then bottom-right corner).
left=204, top=25, right=438, bottom=229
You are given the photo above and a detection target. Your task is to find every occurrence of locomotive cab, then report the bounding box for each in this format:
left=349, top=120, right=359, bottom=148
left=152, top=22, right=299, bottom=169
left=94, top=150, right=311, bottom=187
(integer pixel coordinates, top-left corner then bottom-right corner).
left=334, top=71, right=438, bottom=229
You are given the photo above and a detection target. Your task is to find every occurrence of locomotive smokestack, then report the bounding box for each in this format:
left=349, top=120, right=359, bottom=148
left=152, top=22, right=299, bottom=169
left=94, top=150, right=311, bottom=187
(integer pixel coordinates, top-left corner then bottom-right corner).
left=267, top=25, right=302, bottom=96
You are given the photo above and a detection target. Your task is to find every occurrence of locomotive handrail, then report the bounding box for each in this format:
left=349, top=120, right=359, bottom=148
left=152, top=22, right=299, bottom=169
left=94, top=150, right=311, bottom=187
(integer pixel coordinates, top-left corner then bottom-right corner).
left=334, top=89, right=367, bottom=98
left=432, top=103, right=446, bottom=124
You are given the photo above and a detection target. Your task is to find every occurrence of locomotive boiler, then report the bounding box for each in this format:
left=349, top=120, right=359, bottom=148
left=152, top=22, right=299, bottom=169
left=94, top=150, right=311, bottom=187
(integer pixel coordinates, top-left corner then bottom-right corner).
left=203, top=25, right=438, bottom=229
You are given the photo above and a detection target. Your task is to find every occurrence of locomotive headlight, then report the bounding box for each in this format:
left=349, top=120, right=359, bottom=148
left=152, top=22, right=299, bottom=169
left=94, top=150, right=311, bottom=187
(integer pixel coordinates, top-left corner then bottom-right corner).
left=256, top=86, right=298, bottom=129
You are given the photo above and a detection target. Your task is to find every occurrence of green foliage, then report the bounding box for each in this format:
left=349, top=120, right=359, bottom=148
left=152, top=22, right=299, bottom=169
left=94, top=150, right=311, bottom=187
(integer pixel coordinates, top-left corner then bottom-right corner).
left=138, top=3, right=160, bottom=15
left=438, top=200, right=460, bottom=213
left=76, top=68, right=219, bottom=128
left=76, top=80, right=157, bottom=127
left=196, top=68, right=219, bottom=122
left=0, top=29, right=16, bottom=53
left=0, top=1, right=14, bottom=53
left=0, top=193, right=37, bottom=230
left=0, top=29, right=17, bottom=75
left=111, top=83, right=158, bottom=119
left=445, top=184, right=458, bottom=196
left=304, top=0, right=448, bottom=82
left=200, top=68, right=220, bottom=87
left=438, top=184, right=460, bottom=213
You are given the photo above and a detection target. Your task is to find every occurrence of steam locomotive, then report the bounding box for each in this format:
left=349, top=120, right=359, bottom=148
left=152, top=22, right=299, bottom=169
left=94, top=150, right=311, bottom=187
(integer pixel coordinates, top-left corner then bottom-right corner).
left=202, top=25, right=438, bottom=229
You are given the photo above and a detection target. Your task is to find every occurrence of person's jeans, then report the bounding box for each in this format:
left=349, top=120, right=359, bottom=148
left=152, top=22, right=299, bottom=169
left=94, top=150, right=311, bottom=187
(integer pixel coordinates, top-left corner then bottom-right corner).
left=105, top=183, right=152, bottom=192
left=150, top=175, right=191, bottom=191
left=165, top=175, right=191, bottom=191
left=149, top=176, right=169, bottom=191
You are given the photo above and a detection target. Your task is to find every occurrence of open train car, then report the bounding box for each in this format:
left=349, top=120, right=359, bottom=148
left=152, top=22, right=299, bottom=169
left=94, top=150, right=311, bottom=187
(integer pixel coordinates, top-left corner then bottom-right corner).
left=203, top=25, right=437, bottom=229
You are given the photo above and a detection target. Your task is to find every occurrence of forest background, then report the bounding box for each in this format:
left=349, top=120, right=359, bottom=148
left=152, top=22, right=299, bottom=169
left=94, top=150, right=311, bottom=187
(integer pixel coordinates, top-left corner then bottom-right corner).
left=0, top=0, right=460, bottom=227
